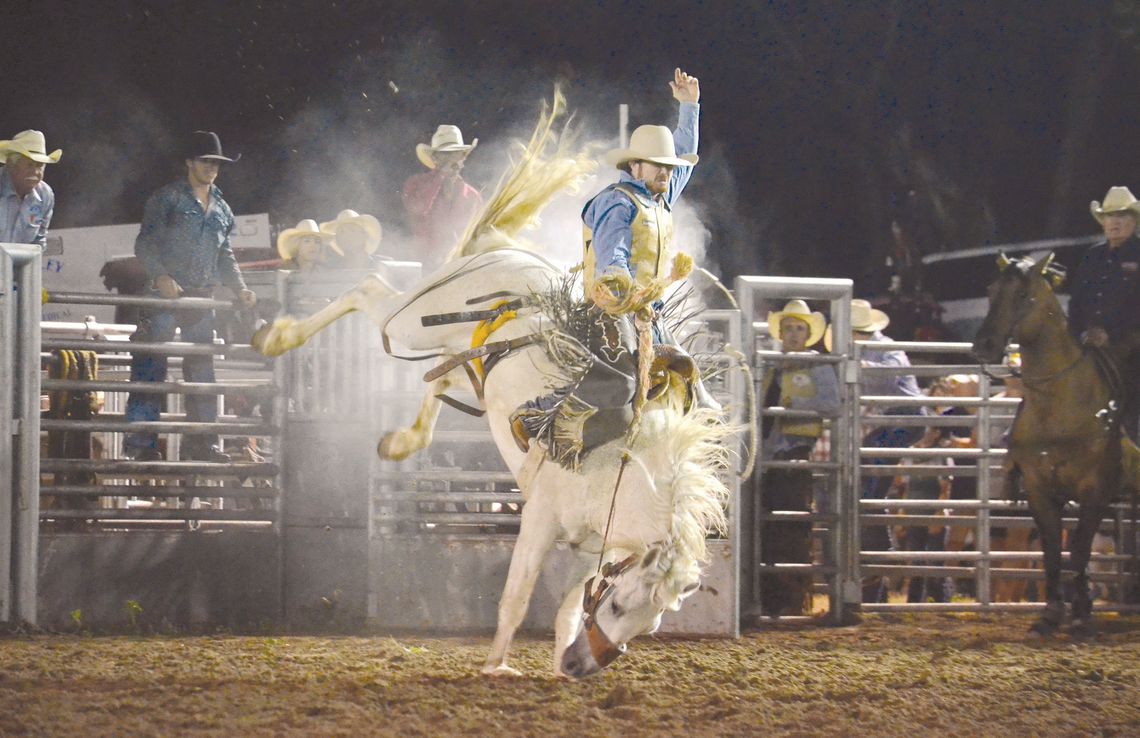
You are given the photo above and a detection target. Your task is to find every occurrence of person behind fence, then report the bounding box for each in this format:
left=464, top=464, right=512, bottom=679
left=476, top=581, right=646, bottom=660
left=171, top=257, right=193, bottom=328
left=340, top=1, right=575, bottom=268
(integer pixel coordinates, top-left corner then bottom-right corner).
left=320, top=209, right=384, bottom=270
left=1067, top=185, right=1140, bottom=438
left=839, top=298, right=924, bottom=603
left=757, top=299, right=840, bottom=616
left=402, top=125, right=482, bottom=270
left=508, top=67, right=704, bottom=463
left=277, top=218, right=336, bottom=272
left=124, top=131, right=256, bottom=463
left=0, top=129, right=61, bottom=247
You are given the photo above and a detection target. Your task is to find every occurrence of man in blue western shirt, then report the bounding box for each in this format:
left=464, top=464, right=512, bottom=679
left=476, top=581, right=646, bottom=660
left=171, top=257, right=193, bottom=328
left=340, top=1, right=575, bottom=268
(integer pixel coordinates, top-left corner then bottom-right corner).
left=0, top=130, right=61, bottom=247
left=124, top=131, right=257, bottom=462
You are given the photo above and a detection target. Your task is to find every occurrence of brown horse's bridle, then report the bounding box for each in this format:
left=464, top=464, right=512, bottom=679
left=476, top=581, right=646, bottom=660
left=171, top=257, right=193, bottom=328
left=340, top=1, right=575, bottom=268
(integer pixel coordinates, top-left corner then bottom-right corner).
left=579, top=553, right=639, bottom=668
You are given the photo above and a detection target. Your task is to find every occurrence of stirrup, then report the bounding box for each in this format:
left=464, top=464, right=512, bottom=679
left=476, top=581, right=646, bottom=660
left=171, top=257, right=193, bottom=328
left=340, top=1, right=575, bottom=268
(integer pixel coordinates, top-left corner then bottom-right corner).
left=509, top=409, right=540, bottom=453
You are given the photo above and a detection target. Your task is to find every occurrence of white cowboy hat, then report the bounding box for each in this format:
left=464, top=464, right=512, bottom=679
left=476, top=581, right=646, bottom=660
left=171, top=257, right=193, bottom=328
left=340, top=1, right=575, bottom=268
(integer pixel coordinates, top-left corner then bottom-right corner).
left=822, top=299, right=892, bottom=352
left=767, top=299, right=826, bottom=348
left=604, top=124, right=699, bottom=168
left=319, top=209, right=383, bottom=254
left=0, top=130, right=62, bottom=164
left=851, top=299, right=890, bottom=332
left=1090, top=186, right=1140, bottom=223
left=416, top=125, right=478, bottom=169
left=277, top=219, right=334, bottom=260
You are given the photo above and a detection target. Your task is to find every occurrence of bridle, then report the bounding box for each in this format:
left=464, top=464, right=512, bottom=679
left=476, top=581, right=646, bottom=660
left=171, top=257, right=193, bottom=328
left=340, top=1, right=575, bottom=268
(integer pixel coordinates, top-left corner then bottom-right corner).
left=579, top=553, right=639, bottom=669
left=981, top=260, right=1085, bottom=390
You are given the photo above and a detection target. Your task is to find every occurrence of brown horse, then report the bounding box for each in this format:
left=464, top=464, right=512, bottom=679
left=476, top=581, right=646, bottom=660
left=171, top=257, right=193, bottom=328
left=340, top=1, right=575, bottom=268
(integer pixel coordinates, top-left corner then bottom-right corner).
left=972, top=253, right=1137, bottom=635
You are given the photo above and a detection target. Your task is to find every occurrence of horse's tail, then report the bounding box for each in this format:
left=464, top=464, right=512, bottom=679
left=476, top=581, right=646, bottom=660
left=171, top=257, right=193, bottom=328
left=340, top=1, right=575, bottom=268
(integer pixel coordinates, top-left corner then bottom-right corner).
left=444, top=87, right=599, bottom=262
left=1121, top=435, right=1140, bottom=494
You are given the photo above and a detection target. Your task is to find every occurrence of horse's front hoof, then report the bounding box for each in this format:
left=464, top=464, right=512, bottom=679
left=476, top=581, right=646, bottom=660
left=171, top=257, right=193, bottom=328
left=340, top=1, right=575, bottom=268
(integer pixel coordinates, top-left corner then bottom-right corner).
left=481, top=663, right=522, bottom=677
left=1029, top=619, right=1060, bottom=638
left=250, top=323, right=275, bottom=355
left=378, top=432, right=412, bottom=461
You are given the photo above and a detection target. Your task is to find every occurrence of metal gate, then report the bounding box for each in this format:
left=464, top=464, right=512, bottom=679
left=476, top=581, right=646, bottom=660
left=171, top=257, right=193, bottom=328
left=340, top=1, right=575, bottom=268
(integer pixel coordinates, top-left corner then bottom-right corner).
left=1, top=243, right=42, bottom=624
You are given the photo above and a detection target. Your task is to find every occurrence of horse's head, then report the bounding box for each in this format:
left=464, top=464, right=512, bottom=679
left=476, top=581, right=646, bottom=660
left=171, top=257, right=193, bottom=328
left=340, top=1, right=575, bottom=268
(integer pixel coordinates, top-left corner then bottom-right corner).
left=560, top=544, right=701, bottom=679
left=972, top=252, right=1066, bottom=362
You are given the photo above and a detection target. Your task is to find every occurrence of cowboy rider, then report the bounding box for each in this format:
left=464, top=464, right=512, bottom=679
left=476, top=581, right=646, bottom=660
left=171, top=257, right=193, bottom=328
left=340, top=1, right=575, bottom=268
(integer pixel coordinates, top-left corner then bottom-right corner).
left=509, top=67, right=702, bottom=461
left=1068, top=186, right=1140, bottom=437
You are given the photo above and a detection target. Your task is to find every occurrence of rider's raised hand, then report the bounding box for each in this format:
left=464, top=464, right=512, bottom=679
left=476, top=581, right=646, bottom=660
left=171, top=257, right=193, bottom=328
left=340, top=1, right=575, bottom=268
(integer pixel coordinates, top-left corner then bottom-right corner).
left=670, top=68, right=700, bottom=104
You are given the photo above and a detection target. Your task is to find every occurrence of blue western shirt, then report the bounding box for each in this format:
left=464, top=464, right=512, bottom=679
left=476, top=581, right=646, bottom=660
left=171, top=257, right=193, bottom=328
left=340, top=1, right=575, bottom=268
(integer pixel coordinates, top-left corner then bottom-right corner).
left=583, top=102, right=699, bottom=281
left=859, top=332, right=922, bottom=398
left=0, top=168, right=54, bottom=246
left=135, top=180, right=245, bottom=291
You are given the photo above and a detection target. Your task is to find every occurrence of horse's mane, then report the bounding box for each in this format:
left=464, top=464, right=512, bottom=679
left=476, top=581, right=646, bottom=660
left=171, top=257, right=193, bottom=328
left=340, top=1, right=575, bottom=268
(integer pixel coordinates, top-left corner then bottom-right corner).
left=445, top=88, right=599, bottom=262
left=631, top=406, right=735, bottom=604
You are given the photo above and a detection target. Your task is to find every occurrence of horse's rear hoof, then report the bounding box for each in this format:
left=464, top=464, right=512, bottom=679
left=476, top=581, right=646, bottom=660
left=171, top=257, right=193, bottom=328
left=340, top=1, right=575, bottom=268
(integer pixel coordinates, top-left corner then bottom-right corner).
left=1029, top=619, right=1059, bottom=638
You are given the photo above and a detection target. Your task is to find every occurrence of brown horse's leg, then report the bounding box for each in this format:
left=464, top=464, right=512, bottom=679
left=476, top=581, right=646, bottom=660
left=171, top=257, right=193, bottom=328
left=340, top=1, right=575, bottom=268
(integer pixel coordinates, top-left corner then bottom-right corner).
left=1067, top=504, right=1108, bottom=633
left=1027, top=494, right=1066, bottom=635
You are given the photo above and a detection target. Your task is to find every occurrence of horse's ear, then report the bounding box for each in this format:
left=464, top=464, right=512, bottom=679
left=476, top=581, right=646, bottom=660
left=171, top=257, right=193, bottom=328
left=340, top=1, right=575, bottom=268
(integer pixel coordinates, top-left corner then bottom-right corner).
left=996, top=253, right=1011, bottom=271
left=1033, top=252, right=1055, bottom=276
left=640, top=548, right=659, bottom=570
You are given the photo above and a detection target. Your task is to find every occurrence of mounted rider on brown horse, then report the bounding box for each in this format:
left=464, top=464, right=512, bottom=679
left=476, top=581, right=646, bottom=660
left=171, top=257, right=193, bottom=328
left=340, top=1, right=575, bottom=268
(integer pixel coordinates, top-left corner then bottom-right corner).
left=972, top=252, right=1140, bottom=635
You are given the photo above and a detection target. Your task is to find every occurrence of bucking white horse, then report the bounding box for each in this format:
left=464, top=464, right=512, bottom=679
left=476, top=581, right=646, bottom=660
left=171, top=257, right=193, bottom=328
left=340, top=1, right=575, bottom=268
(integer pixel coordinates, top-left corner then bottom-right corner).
left=254, top=93, right=736, bottom=678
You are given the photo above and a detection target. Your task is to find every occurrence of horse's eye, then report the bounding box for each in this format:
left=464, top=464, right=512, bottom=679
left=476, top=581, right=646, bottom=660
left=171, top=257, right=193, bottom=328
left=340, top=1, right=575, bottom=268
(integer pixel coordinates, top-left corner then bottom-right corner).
left=610, top=600, right=622, bottom=616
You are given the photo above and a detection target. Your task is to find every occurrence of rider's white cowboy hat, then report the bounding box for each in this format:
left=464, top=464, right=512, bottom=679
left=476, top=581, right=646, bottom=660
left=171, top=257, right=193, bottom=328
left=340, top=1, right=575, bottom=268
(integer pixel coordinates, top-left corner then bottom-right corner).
left=767, top=299, right=826, bottom=347
left=0, top=130, right=61, bottom=164
left=416, top=125, right=478, bottom=169
left=604, top=125, right=699, bottom=168
left=319, top=209, right=383, bottom=254
left=277, top=219, right=334, bottom=260
left=1090, top=186, right=1140, bottom=223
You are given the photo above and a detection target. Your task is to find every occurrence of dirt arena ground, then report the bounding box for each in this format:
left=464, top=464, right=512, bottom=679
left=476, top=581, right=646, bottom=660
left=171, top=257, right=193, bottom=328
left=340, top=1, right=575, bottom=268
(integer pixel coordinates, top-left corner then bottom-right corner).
left=2, top=613, right=1138, bottom=737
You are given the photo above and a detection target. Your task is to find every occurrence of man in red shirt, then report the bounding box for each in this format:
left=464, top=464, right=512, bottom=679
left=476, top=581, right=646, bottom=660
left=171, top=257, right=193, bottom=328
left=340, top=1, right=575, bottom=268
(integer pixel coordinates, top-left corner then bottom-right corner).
left=401, top=125, right=482, bottom=271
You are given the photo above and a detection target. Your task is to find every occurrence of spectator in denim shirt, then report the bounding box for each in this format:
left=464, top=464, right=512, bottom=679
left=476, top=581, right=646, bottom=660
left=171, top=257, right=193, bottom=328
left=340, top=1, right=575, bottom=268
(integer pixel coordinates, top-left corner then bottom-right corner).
left=124, top=131, right=256, bottom=462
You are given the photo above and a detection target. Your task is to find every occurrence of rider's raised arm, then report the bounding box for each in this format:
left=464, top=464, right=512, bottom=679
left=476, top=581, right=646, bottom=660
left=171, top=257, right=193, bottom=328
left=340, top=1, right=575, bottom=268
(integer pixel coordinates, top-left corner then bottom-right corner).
left=667, top=68, right=700, bottom=206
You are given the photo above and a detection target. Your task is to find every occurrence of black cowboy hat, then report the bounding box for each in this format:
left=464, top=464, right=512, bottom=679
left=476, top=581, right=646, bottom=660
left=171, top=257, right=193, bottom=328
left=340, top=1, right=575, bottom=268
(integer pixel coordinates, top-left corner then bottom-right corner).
left=185, top=130, right=240, bottom=163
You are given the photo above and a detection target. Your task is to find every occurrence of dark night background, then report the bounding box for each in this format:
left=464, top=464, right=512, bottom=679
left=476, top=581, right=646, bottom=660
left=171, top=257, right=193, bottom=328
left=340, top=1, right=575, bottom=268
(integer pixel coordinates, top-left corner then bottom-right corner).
left=6, top=0, right=1140, bottom=298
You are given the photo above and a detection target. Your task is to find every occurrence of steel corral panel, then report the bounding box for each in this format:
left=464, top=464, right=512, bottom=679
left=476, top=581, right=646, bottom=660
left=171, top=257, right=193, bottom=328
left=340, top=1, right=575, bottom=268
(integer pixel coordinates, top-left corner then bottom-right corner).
left=36, top=531, right=280, bottom=630
left=283, top=525, right=369, bottom=631
left=367, top=536, right=736, bottom=636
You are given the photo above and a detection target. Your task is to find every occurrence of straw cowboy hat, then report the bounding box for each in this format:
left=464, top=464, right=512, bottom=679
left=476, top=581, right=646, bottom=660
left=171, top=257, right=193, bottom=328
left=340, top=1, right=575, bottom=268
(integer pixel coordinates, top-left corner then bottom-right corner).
left=319, top=209, right=383, bottom=254
left=0, top=130, right=62, bottom=163
left=822, top=299, right=891, bottom=352
left=277, top=219, right=334, bottom=260
left=605, top=124, right=699, bottom=168
left=767, top=299, right=826, bottom=347
left=185, top=130, right=240, bottom=163
left=851, top=299, right=890, bottom=332
left=1090, top=186, right=1140, bottom=223
left=416, top=125, right=478, bottom=169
